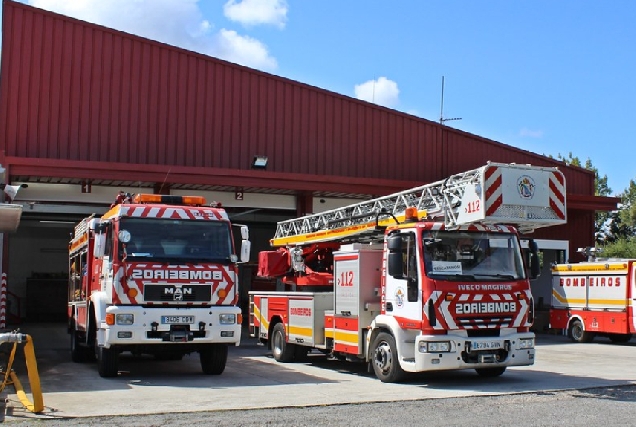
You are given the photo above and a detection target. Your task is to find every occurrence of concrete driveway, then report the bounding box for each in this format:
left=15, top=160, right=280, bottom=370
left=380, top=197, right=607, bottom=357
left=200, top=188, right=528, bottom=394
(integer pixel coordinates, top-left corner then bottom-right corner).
left=3, top=323, right=635, bottom=421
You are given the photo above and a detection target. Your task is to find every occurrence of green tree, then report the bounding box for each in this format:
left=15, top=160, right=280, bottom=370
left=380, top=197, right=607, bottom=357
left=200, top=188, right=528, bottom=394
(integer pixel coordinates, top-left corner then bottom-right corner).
left=599, top=237, right=636, bottom=258
left=556, top=153, right=612, bottom=243
left=600, top=179, right=636, bottom=257
left=548, top=152, right=635, bottom=257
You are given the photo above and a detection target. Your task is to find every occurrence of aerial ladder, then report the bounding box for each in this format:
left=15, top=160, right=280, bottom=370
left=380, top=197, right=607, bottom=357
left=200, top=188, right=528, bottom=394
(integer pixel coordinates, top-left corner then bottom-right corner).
left=270, top=162, right=566, bottom=247
left=259, top=162, right=567, bottom=287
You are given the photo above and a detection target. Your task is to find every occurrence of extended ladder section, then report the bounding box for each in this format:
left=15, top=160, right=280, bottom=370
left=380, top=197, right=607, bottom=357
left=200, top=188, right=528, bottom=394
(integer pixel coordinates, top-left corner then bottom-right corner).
left=69, top=215, right=96, bottom=255
left=271, top=162, right=567, bottom=247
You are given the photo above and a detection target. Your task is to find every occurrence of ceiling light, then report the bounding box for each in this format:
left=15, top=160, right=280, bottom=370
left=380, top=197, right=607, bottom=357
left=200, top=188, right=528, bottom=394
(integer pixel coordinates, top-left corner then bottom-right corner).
left=251, top=155, right=268, bottom=169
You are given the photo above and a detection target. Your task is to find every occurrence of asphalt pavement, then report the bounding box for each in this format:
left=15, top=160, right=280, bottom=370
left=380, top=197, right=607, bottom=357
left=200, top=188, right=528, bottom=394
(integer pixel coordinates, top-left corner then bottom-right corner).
left=1, top=323, right=635, bottom=423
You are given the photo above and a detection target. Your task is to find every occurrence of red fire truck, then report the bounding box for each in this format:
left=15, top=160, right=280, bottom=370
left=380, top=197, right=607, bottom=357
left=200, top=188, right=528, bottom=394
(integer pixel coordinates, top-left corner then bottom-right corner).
left=68, top=192, right=250, bottom=377
left=550, top=255, right=635, bottom=343
left=250, top=162, right=567, bottom=382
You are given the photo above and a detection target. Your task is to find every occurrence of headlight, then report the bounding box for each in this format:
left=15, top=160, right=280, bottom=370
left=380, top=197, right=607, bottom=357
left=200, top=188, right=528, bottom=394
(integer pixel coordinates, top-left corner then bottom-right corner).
left=519, top=338, right=535, bottom=349
left=219, top=313, right=236, bottom=325
left=116, top=314, right=134, bottom=325
left=419, top=341, right=451, bottom=353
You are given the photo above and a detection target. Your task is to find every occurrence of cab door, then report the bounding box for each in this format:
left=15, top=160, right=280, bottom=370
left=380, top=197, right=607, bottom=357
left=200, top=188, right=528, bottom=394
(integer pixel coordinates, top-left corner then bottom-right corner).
left=385, top=232, right=423, bottom=327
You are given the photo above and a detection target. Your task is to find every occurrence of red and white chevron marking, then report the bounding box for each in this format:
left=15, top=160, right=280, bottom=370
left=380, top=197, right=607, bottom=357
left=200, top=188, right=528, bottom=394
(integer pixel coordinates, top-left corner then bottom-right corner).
left=0, top=273, right=6, bottom=329
left=113, top=263, right=237, bottom=305
left=432, top=290, right=531, bottom=330
left=118, top=205, right=229, bottom=221
left=484, top=166, right=566, bottom=220
left=548, top=171, right=566, bottom=220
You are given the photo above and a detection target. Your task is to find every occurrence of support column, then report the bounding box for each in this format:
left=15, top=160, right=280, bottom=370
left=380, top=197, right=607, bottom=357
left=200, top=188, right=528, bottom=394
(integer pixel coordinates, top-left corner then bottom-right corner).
left=296, top=191, right=313, bottom=217
left=0, top=240, right=5, bottom=330
left=0, top=152, right=7, bottom=329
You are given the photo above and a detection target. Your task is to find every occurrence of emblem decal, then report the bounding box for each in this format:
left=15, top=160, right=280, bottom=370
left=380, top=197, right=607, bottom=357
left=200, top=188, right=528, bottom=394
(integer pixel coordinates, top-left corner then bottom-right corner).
left=395, top=287, right=405, bottom=308
left=517, top=175, right=536, bottom=200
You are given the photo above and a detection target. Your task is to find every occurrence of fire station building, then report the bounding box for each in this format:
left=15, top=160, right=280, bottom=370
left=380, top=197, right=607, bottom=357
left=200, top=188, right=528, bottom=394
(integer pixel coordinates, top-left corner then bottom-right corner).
left=0, top=0, right=618, bottom=326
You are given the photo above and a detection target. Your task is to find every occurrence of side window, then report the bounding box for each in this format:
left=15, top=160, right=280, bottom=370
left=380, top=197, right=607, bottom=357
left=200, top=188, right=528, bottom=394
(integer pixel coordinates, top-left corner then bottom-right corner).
left=401, top=233, right=419, bottom=302
left=402, top=233, right=416, bottom=279
left=69, top=254, right=81, bottom=301
left=104, top=226, right=114, bottom=259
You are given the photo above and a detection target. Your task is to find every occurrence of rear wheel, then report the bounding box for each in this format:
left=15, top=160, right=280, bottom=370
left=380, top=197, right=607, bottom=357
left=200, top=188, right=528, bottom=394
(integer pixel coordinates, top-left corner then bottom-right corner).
left=475, top=367, right=507, bottom=377
left=70, top=326, right=91, bottom=363
left=271, top=323, right=295, bottom=362
left=371, top=332, right=405, bottom=383
left=569, top=319, right=594, bottom=343
left=97, top=345, right=119, bottom=378
left=200, top=344, right=228, bottom=375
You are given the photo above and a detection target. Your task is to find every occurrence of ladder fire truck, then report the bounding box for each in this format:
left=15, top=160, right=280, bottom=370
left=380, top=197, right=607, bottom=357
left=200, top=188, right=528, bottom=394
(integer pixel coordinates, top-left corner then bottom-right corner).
left=68, top=192, right=250, bottom=377
left=550, top=250, right=635, bottom=344
left=250, top=162, right=567, bottom=382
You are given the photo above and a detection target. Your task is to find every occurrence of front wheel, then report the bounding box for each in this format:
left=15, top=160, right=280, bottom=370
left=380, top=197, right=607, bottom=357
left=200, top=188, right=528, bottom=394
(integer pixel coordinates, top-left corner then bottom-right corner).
left=371, top=332, right=405, bottom=383
left=97, top=345, right=119, bottom=378
left=569, top=319, right=594, bottom=343
left=475, top=367, right=506, bottom=377
left=200, top=344, right=228, bottom=375
left=271, top=323, right=295, bottom=362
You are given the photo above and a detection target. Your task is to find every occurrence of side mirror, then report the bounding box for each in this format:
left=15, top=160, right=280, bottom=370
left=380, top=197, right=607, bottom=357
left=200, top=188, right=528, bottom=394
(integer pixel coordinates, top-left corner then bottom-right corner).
left=240, top=225, right=249, bottom=241
left=240, top=240, right=251, bottom=263
left=94, top=233, right=106, bottom=258
left=387, top=252, right=404, bottom=278
left=387, top=234, right=402, bottom=252
left=528, top=239, right=540, bottom=279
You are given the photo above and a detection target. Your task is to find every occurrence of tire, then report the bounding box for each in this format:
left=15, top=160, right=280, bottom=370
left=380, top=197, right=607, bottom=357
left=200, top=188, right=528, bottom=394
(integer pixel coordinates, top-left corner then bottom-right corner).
left=200, top=344, right=228, bottom=375
left=475, top=367, right=507, bottom=377
left=609, top=334, right=632, bottom=344
left=569, top=319, right=594, bottom=343
left=70, top=327, right=90, bottom=363
left=371, top=332, right=405, bottom=383
left=271, top=323, right=295, bottom=363
left=97, top=345, right=119, bottom=378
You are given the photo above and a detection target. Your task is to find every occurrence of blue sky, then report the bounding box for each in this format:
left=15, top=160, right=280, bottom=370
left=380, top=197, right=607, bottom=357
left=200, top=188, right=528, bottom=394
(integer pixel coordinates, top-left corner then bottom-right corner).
left=7, top=0, right=636, bottom=195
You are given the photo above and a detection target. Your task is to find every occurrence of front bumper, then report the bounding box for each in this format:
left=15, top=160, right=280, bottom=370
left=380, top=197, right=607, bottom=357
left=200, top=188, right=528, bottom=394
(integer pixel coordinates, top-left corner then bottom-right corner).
left=99, top=305, right=242, bottom=348
left=410, top=332, right=535, bottom=372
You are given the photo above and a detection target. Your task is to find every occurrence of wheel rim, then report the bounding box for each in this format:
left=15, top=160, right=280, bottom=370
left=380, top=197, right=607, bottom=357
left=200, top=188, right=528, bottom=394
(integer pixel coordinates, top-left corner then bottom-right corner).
left=373, top=340, right=393, bottom=374
left=571, top=323, right=583, bottom=341
left=273, top=329, right=284, bottom=358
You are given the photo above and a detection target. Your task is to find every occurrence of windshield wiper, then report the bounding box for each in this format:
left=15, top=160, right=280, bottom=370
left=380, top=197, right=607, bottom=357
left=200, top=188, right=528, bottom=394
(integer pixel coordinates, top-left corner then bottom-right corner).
left=472, top=273, right=517, bottom=280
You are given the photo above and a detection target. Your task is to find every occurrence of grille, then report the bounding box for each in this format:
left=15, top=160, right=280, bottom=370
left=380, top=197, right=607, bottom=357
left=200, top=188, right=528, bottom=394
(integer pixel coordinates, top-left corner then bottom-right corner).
left=144, top=285, right=212, bottom=302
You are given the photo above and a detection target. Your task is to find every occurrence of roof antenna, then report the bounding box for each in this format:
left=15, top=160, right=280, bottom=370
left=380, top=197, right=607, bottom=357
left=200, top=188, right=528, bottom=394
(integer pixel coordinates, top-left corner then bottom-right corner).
left=158, top=167, right=171, bottom=194
left=439, top=76, right=462, bottom=125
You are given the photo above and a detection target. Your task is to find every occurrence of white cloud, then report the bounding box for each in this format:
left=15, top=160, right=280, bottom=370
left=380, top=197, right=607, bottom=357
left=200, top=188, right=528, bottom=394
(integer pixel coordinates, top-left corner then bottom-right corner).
left=26, top=0, right=278, bottom=71
left=519, top=128, right=544, bottom=138
left=223, top=0, right=288, bottom=29
left=216, top=29, right=278, bottom=70
left=354, top=77, right=400, bottom=108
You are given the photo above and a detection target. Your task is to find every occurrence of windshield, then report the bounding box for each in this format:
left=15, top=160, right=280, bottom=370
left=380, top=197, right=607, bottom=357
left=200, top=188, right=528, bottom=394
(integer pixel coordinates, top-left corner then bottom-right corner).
left=423, top=230, right=525, bottom=281
left=118, top=218, right=233, bottom=263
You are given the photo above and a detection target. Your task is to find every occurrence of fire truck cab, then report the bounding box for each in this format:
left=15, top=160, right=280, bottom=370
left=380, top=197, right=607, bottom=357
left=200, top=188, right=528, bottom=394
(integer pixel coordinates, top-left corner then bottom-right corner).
left=69, top=193, right=250, bottom=377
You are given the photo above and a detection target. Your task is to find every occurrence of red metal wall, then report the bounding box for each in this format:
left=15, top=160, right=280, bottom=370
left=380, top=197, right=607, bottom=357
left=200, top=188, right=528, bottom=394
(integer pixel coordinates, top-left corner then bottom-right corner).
left=0, top=0, right=595, bottom=194
left=0, top=0, right=614, bottom=255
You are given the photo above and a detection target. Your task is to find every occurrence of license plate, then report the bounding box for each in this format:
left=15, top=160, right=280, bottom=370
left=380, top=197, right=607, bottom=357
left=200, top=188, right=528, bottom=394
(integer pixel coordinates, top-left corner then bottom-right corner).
left=161, top=315, right=195, bottom=324
left=471, top=340, right=502, bottom=350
